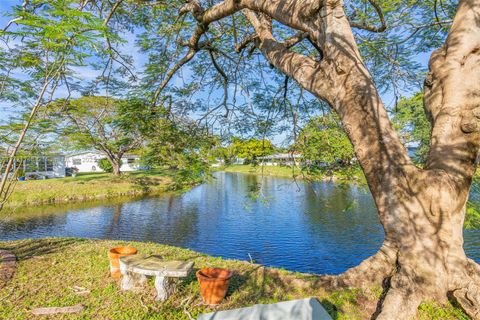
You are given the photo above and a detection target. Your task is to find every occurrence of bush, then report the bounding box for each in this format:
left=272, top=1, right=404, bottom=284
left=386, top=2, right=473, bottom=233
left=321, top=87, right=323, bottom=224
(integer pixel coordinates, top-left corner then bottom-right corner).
left=17, top=168, right=25, bottom=178
left=98, top=158, right=122, bottom=173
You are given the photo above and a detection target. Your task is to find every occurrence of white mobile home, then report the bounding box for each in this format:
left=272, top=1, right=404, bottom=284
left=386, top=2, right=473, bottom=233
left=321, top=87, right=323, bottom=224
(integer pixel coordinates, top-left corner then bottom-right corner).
left=65, top=151, right=141, bottom=173
left=257, top=153, right=303, bottom=166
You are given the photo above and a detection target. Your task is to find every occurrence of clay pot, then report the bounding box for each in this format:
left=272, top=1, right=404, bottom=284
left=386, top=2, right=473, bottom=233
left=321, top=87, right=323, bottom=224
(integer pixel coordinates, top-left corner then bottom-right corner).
left=108, top=246, right=137, bottom=279
left=196, top=268, right=233, bottom=305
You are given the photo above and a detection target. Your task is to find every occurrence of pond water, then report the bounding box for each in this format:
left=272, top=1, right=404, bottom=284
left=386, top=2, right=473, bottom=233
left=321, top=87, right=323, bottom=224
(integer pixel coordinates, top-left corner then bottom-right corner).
left=1, top=172, right=479, bottom=275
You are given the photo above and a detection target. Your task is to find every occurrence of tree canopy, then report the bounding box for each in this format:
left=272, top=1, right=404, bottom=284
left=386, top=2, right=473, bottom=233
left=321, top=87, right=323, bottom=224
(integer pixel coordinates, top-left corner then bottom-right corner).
left=51, top=96, right=151, bottom=175
left=228, top=138, right=275, bottom=163
left=392, top=93, right=432, bottom=163
left=142, top=116, right=216, bottom=179
left=297, top=114, right=355, bottom=166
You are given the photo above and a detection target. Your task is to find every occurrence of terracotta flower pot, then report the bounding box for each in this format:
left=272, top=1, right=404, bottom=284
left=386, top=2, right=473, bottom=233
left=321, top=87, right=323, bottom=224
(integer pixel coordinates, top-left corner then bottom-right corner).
left=108, top=246, right=137, bottom=279
left=196, top=268, right=233, bottom=305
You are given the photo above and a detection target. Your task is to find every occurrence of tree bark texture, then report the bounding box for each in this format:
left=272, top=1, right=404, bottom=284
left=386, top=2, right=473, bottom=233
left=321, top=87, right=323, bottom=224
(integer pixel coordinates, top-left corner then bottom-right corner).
left=107, top=155, right=122, bottom=176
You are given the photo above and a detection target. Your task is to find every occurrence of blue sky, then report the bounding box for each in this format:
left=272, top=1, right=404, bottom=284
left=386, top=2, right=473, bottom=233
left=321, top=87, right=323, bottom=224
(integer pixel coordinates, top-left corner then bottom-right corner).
left=0, top=0, right=432, bottom=145
left=0, top=0, right=16, bottom=120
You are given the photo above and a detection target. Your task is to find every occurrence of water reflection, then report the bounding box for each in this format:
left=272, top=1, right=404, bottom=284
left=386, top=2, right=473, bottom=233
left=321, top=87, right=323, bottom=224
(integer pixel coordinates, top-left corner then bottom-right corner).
left=0, top=172, right=478, bottom=275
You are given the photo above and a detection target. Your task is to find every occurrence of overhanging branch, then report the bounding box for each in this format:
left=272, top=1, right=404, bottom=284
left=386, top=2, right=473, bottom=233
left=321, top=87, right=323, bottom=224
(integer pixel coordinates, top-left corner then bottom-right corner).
left=349, top=0, right=387, bottom=32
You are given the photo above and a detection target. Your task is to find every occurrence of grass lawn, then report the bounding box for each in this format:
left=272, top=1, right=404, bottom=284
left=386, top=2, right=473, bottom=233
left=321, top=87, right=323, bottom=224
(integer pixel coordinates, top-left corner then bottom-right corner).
left=0, top=238, right=469, bottom=320
left=224, top=165, right=366, bottom=183
left=3, top=170, right=183, bottom=209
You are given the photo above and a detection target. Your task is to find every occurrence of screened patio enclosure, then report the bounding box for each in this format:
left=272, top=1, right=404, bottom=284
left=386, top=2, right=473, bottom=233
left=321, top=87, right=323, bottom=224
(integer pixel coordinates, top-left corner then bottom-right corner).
left=1, top=155, right=66, bottom=179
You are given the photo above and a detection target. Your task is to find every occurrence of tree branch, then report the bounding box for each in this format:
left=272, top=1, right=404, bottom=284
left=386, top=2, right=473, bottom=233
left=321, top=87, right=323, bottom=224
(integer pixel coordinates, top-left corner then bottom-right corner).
left=424, top=0, right=480, bottom=185
left=159, top=0, right=412, bottom=197
left=208, top=49, right=229, bottom=109
left=243, top=10, right=334, bottom=102
left=152, top=48, right=197, bottom=104
left=349, top=0, right=387, bottom=33
left=181, top=0, right=319, bottom=34
left=103, top=0, right=124, bottom=26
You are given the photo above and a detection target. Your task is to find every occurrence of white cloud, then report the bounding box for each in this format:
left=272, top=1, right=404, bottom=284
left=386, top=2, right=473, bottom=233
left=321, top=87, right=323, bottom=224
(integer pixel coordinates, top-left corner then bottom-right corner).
left=69, top=66, right=101, bottom=81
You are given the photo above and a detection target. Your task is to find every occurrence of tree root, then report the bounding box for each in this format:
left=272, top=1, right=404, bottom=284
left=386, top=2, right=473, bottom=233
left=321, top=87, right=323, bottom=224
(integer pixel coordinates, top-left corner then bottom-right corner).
left=319, top=243, right=397, bottom=290
left=319, top=245, right=480, bottom=319
left=375, top=287, right=422, bottom=320
left=372, top=266, right=424, bottom=320
left=449, top=270, right=480, bottom=319
left=445, top=258, right=480, bottom=319
left=452, top=282, right=480, bottom=319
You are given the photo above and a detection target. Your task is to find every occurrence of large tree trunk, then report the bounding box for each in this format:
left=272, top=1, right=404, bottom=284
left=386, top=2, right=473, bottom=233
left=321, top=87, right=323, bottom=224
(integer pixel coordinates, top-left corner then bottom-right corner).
left=177, top=0, right=480, bottom=318
left=311, top=1, right=480, bottom=318
left=106, top=155, right=122, bottom=176
left=329, top=168, right=480, bottom=319
left=111, top=159, right=121, bottom=176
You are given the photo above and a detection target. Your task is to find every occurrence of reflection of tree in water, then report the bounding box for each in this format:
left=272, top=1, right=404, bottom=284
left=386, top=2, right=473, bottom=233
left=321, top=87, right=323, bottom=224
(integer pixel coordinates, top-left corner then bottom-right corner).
left=301, top=182, right=380, bottom=236
left=138, top=194, right=200, bottom=246
left=241, top=174, right=278, bottom=207
left=0, top=211, right=68, bottom=237
left=0, top=197, right=136, bottom=240
left=307, top=183, right=359, bottom=212
left=230, top=172, right=260, bottom=199
left=105, top=204, right=123, bottom=238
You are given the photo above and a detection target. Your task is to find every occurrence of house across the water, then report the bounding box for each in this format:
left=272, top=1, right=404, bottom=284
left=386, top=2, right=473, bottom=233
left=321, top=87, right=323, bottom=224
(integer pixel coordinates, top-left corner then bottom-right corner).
left=1, top=154, right=66, bottom=179
left=257, top=153, right=303, bottom=166
left=65, top=151, right=141, bottom=173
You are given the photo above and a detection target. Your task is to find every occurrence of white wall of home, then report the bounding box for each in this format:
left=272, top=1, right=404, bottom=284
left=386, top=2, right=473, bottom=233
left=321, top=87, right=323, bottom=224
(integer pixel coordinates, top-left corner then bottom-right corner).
left=65, top=152, right=141, bottom=173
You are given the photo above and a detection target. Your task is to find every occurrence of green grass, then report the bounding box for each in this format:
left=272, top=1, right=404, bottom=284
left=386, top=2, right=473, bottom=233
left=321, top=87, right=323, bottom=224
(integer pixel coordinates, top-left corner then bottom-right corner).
left=3, top=169, right=188, bottom=209
left=0, top=238, right=468, bottom=319
left=224, top=165, right=366, bottom=184
left=224, top=164, right=304, bottom=178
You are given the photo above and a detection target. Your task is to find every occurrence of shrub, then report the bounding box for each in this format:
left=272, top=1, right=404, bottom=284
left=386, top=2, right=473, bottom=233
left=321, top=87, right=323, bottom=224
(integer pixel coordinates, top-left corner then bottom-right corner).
left=98, top=158, right=118, bottom=173
left=17, top=168, right=25, bottom=178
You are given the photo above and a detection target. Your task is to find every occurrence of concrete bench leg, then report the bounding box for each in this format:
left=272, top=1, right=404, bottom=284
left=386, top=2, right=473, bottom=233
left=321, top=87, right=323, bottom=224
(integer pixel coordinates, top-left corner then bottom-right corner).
left=155, top=276, right=175, bottom=301
left=121, top=272, right=147, bottom=291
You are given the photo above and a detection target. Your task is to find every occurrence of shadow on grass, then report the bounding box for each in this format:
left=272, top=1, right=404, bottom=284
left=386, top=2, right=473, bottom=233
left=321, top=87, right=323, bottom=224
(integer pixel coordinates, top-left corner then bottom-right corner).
left=320, top=299, right=340, bottom=320
left=0, top=238, right=85, bottom=261
left=66, top=173, right=112, bottom=182
left=132, top=177, right=162, bottom=192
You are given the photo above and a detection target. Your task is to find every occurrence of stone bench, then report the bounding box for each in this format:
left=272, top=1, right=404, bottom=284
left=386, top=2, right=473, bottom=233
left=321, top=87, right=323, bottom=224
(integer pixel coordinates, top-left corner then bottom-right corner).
left=119, top=255, right=194, bottom=301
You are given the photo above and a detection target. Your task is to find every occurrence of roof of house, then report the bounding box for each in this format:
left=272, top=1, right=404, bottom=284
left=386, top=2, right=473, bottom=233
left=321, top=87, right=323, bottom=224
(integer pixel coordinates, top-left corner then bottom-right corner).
left=65, top=150, right=140, bottom=158
left=257, top=153, right=303, bottom=160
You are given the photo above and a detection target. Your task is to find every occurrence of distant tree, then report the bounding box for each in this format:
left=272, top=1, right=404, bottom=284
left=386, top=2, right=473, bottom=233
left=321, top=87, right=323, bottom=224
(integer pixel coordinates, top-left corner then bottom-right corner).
left=230, top=138, right=274, bottom=164
left=392, top=93, right=431, bottom=163
left=209, top=144, right=235, bottom=165
left=297, top=114, right=355, bottom=167
left=53, top=96, right=151, bottom=176
left=0, top=111, right=60, bottom=158
left=143, top=117, right=215, bottom=183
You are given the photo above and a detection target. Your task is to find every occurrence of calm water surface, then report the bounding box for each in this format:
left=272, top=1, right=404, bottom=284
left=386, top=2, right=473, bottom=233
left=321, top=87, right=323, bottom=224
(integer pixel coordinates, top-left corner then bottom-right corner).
left=1, top=172, right=479, bottom=275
